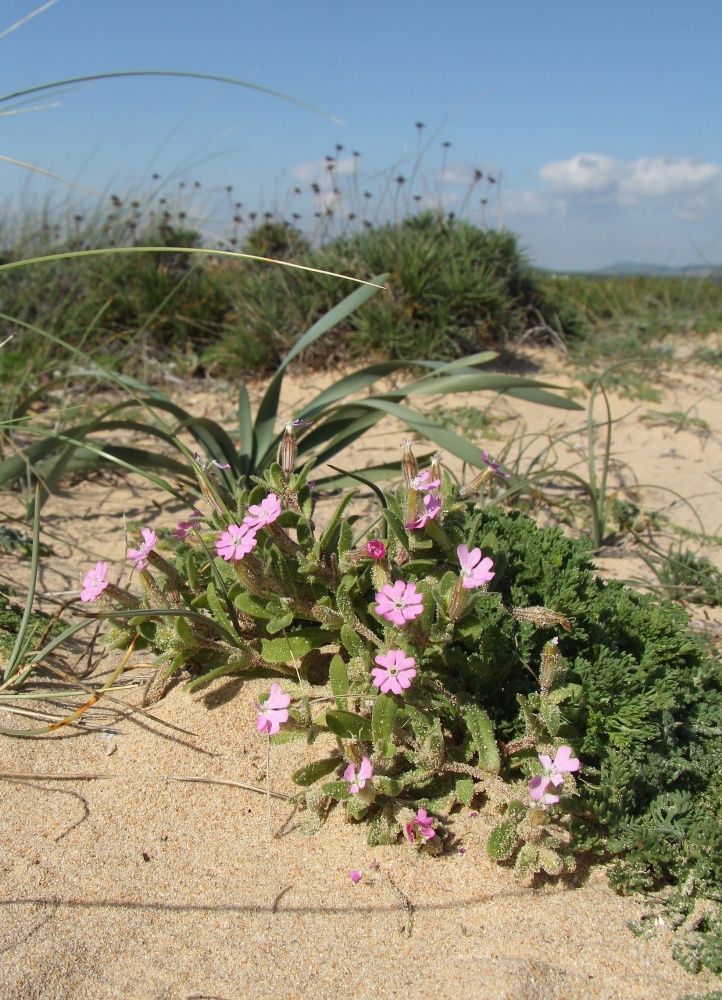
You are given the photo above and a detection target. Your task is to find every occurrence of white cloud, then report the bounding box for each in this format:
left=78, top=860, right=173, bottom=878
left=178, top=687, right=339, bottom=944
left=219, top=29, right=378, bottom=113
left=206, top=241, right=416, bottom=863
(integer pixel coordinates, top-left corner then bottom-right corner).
left=540, top=153, right=621, bottom=195
left=539, top=152, right=722, bottom=205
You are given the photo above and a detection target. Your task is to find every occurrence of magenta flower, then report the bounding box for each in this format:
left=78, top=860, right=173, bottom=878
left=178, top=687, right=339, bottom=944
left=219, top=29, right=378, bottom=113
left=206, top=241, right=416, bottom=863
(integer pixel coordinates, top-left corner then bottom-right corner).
left=482, top=449, right=510, bottom=480
left=80, top=561, right=109, bottom=602
left=127, top=527, right=158, bottom=571
left=529, top=775, right=560, bottom=807
left=538, top=745, right=581, bottom=786
left=348, top=869, right=362, bottom=884
left=371, top=650, right=417, bottom=695
left=243, top=492, right=282, bottom=531
left=366, top=539, right=387, bottom=560
left=404, top=807, right=436, bottom=844
left=174, top=510, right=202, bottom=540
left=374, top=580, right=424, bottom=627
left=457, top=544, right=495, bottom=589
left=344, top=756, right=373, bottom=794
left=256, top=683, right=291, bottom=735
left=405, top=493, right=441, bottom=531
left=410, top=470, right=441, bottom=492
left=215, top=524, right=257, bottom=561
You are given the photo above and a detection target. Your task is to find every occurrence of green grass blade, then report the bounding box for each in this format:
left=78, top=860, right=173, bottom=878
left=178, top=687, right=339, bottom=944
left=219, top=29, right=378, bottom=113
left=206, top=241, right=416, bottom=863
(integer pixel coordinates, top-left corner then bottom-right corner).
left=238, top=381, right=254, bottom=476
left=253, top=274, right=387, bottom=463
left=0, top=70, right=343, bottom=123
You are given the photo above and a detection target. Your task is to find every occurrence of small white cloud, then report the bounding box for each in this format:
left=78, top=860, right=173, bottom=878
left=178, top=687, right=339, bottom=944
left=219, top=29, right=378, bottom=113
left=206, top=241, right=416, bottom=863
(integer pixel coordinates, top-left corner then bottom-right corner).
left=540, top=153, right=622, bottom=195
left=539, top=152, right=722, bottom=205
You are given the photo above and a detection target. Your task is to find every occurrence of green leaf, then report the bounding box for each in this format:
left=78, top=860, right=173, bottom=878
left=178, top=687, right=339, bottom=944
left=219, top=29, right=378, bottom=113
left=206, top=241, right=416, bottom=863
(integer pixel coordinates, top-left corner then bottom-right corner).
left=373, top=775, right=403, bottom=797
left=340, top=624, right=364, bottom=657
left=266, top=612, right=295, bottom=634
left=322, top=780, right=351, bottom=800
left=329, top=654, right=350, bottom=709
left=260, top=627, right=327, bottom=664
left=325, top=709, right=372, bottom=740
left=372, top=694, right=397, bottom=745
left=464, top=705, right=501, bottom=774
left=235, top=591, right=273, bottom=619
left=455, top=778, right=475, bottom=806
left=291, top=757, right=341, bottom=787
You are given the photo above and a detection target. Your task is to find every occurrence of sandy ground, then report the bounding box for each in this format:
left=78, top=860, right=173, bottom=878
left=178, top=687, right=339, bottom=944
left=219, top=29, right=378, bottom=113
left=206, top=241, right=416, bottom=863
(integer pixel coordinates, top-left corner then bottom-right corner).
left=1, top=345, right=721, bottom=999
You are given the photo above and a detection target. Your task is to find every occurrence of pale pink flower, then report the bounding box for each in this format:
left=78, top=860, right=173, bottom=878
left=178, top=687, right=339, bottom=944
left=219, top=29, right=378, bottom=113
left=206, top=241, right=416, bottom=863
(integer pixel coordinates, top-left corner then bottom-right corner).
left=529, top=775, right=560, bottom=807
left=405, top=493, right=441, bottom=531
left=371, top=650, right=417, bottom=695
left=242, top=492, right=282, bottom=531
left=374, top=580, right=424, bottom=627
left=457, top=544, right=495, bottom=589
left=215, top=524, right=257, bottom=561
left=366, top=539, right=387, bottom=560
left=174, top=509, right=202, bottom=540
left=344, top=756, right=373, bottom=794
left=256, top=682, right=291, bottom=735
left=404, top=807, right=436, bottom=844
left=127, top=527, right=158, bottom=571
left=348, top=869, right=362, bottom=884
left=80, top=561, right=109, bottom=602
left=410, top=470, right=441, bottom=492
left=529, top=745, right=581, bottom=807
left=538, top=745, right=581, bottom=787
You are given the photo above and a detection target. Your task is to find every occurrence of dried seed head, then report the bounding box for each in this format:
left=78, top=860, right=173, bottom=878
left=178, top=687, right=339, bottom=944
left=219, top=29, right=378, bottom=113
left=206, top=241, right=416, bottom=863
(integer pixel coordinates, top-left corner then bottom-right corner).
left=511, top=607, right=572, bottom=632
left=430, top=450, right=444, bottom=484
left=401, top=438, right=418, bottom=488
left=539, top=637, right=560, bottom=694
left=279, top=421, right=298, bottom=480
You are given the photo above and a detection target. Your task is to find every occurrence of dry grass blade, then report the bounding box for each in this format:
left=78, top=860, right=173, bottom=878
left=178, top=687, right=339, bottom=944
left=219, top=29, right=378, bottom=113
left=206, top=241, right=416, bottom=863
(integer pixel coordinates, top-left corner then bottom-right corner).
left=167, top=775, right=289, bottom=801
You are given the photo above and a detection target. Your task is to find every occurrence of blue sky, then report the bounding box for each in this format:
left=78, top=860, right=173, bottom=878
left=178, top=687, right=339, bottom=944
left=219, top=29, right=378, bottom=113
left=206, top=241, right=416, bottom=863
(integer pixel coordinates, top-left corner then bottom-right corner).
left=2, top=0, right=722, bottom=269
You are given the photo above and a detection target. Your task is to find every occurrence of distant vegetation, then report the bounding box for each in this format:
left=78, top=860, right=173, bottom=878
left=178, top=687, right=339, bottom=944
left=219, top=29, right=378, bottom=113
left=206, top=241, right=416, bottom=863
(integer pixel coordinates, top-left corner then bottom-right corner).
left=1, top=181, right=721, bottom=407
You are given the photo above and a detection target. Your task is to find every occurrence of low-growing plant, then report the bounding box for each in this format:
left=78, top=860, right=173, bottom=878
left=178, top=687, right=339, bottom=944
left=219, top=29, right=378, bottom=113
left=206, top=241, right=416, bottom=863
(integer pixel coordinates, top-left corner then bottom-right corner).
left=22, top=434, right=720, bottom=972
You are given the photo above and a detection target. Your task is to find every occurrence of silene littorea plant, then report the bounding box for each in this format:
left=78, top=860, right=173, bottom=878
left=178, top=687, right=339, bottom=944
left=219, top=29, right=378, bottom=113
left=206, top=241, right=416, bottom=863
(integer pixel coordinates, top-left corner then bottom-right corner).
left=78, top=426, right=722, bottom=970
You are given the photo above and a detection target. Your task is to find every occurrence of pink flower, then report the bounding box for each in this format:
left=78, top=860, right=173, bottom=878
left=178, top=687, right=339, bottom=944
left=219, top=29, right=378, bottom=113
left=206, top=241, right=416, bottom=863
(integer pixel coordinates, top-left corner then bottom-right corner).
left=410, top=470, right=441, bottom=492
left=529, top=745, right=581, bottom=807
left=404, top=807, right=436, bottom=844
left=174, top=510, right=202, bottom=540
left=215, top=523, right=257, bottom=561
left=374, top=580, right=424, bottom=627
left=538, top=745, right=581, bottom=787
left=348, top=869, right=362, bottom=884
left=366, top=539, right=387, bottom=560
left=457, top=544, right=495, bottom=589
left=256, top=683, right=291, bottom=735
left=127, top=527, right=158, bottom=571
left=80, top=561, right=109, bottom=602
left=344, top=756, right=373, bottom=794
left=529, top=775, right=560, bottom=807
left=405, top=493, right=441, bottom=531
left=482, top=450, right=510, bottom=480
left=242, top=492, right=281, bottom=531
left=371, top=650, right=417, bottom=695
